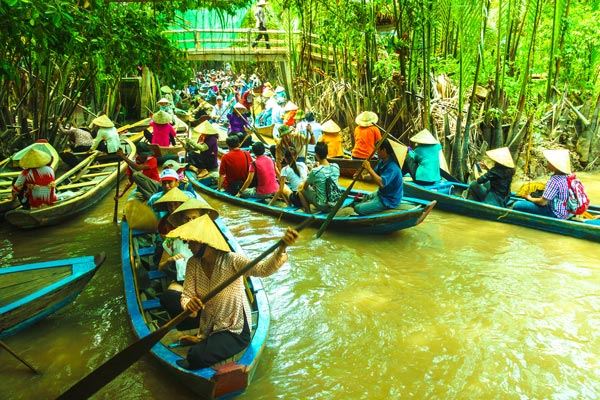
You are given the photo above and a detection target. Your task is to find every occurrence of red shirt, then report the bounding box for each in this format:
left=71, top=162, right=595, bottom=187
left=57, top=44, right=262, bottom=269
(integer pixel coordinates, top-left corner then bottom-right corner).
left=219, top=148, right=251, bottom=190
left=126, top=156, right=160, bottom=182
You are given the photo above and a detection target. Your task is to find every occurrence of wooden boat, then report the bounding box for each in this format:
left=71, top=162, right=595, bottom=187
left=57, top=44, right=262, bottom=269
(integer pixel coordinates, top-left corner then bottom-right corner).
left=254, top=124, right=274, bottom=138
left=121, top=216, right=269, bottom=398
left=186, top=171, right=436, bottom=235
left=327, top=156, right=378, bottom=179
left=403, top=180, right=600, bottom=242
left=4, top=138, right=137, bottom=229
left=0, top=254, right=105, bottom=339
left=0, top=141, right=60, bottom=215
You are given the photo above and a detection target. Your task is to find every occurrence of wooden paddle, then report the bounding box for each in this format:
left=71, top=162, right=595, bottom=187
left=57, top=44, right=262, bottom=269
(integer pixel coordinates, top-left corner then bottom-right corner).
left=314, top=129, right=391, bottom=239
left=113, top=160, right=121, bottom=223
left=56, top=216, right=314, bottom=400
left=0, top=340, right=40, bottom=374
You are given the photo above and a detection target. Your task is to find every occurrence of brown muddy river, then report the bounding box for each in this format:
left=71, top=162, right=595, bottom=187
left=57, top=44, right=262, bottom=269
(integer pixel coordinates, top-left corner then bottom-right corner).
left=1, top=174, right=599, bottom=399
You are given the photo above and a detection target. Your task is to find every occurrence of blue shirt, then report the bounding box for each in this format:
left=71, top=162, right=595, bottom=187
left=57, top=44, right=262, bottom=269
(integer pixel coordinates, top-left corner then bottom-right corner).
left=375, top=158, right=403, bottom=208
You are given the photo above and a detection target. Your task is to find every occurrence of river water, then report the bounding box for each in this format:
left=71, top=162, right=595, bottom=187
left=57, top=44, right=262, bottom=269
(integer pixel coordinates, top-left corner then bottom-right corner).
left=1, top=174, right=599, bottom=399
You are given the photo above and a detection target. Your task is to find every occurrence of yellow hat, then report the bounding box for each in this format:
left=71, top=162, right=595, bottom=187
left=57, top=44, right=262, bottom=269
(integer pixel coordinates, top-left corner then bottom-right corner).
left=543, top=149, right=571, bottom=174
left=409, top=129, right=439, bottom=145
left=388, top=139, right=408, bottom=167
left=486, top=147, right=515, bottom=168
left=167, top=197, right=219, bottom=226
left=19, top=148, right=52, bottom=169
left=193, top=120, right=219, bottom=136
left=90, top=115, right=114, bottom=128
left=152, top=110, right=172, bottom=125
left=321, top=120, right=341, bottom=134
left=124, top=200, right=159, bottom=232
left=262, top=88, right=274, bottom=98
left=355, top=111, right=378, bottom=127
left=166, top=214, right=230, bottom=252
left=153, top=187, right=190, bottom=210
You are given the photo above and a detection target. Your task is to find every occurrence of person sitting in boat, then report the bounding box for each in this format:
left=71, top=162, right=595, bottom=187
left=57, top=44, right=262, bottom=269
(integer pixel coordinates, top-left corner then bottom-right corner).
left=352, top=111, right=381, bottom=160
left=403, top=129, right=442, bottom=185
left=210, top=95, right=229, bottom=124
left=227, top=103, right=252, bottom=147
left=318, top=120, right=344, bottom=159
left=238, top=142, right=279, bottom=199
left=117, top=146, right=161, bottom=201
left=352, top=139, right=406, bottom=215
left=89, top=115, right=120, bottom=154
left=157, top=98, right=189, bottom=132
left=282, top=101, right=298, bottom=126
left=274, top=85, right=287, bottom=104
left=150, top=110, right=177, bottom=147
left=168, top=214, right=299, bottom=370
left=185, top=121, right=220, bottom=175
left=256, top=88, right=275, bottom=126
left=59, top=123, right=93, bottom=153
left=162, top=159, right=194, bottom=193
left=272, top=148, right=308, bottom=207
left=159, top=198, right=220, bottom=331
left=295, top=111, right=322, bottom=143
left=160, top=85, right=174, bottom=104
left=298, top=142, right=341, bottom=214
left=512, top=149, right=571, bottom=219
left=241, top=90, right=254, bottom=111
left=12, top=148, right=57, bottom=209
left=148, top=169, right=195, bottom=212
left=275, top=125, right=314, bottom=169
left=466, top=147, right=515, bottom=207
left=152, top=187, right=196, bottom=234
left=218, top=135, right=252, bottom=195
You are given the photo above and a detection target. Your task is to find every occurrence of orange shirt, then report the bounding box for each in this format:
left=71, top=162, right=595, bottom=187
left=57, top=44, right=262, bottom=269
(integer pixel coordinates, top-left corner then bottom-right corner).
left=319, top=133, right=344, bottom=158
left=352, top=125, right=381, bottom=158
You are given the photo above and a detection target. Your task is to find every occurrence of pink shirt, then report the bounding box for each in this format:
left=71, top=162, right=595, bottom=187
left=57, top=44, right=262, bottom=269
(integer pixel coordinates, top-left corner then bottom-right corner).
left=250, top=155, right=279, bottom=195
left=150, top=121, right=176, bottom=147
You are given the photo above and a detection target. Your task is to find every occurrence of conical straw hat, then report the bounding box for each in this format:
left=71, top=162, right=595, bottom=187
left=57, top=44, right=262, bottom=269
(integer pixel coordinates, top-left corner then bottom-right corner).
left=355, top=111, right=378, bottom=127
left=233, top=102, right=247, bottom=110
left=321, top=120, right=341, bottom=134
left=153, top=187, right=190, bottom=210
left=19, top=148, right=52, bottom=169
left=262, top=88, right=274, bottom=98
left=167, top=197, right=219, bottom=226
left=409, top=129, right=438, bottom=145
left=193, top=120, right=219, bottom=136
left=543, top=149, right=571, bottom=174
left=388, top=139, right=408, bottom=167
left=274, top=86, right=285, bottom=93
left=283, top=101, right=298, bottom=112
left=124, top=200, right=159, bottom=232
left=90, top=115, right=114, bottom=128
left=152, top=110, right=172, bottom=125
left=486, top=147, right=515, bottom=168
left=157, top=98, right=171, bottom=105
left=166, top=214, right=230, bottom=252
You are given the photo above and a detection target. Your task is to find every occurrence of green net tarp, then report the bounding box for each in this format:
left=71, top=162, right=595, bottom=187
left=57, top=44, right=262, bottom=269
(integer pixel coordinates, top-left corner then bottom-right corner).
left=167, top=8, right=251, bottom=50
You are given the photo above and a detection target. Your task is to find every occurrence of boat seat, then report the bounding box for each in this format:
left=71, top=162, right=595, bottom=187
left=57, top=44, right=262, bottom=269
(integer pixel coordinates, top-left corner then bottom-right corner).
left=142, top=298, right=161, bottom=311
left=148, top=270, right=167, bottom=280
left=138, top=246, right=155, bottom=257
left=131, top=229, right=148, bottom=237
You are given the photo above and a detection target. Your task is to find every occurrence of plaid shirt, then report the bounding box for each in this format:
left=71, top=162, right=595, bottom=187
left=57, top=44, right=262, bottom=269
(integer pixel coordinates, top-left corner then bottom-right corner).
left=543, top=174, right=569, bottom=219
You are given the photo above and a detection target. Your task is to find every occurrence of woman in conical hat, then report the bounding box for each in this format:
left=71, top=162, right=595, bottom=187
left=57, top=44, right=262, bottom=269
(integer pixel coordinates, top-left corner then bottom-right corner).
left=352, top=111, right=381, bottom=159
left=150, top=110, right=177, bottom=147
left=188, top=121, right=221, bottom=173
left=352, top=139, right=407, bottom=215
left=403, top=129, right=442, bottom=185
left=166, top=215, right=299, bottom=370
left=282, top=101, right=298, bottom=126
left=512, top=149, right=572, bottom=219
left=318, top=120, right=344, bottom=158
left=466, top=147, right=515, bottom=207
left=12, top=148, right=57, bottom=208
left=89, top=115, right=120, bottom=154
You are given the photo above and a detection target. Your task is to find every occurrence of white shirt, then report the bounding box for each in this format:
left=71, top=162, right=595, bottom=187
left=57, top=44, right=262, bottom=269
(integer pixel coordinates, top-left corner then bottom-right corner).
left=91, top=127, right=120, bottom=154
left=296, top=121, right=322, bottom=143
left=281, top=162, right=308, bottom=191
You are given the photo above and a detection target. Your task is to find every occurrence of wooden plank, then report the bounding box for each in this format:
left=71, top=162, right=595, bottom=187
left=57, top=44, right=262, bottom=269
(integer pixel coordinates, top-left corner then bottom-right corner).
left=87, top=162, right=118, bottom=169
left=56, top=181, right=101, bottom=191
left=0, top=266, right=71, bottom=307
left=79, top=171, right=112, bottom=179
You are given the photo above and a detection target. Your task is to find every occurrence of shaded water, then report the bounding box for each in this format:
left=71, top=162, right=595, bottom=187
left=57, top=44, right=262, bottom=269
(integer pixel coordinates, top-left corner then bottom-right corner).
left=1, top=174, right=599, bottom=399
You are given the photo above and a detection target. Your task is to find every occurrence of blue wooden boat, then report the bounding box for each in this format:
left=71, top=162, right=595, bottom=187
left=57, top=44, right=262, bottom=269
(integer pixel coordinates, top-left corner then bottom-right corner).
left=404, top=180, right=600, bottom=242
left=185, top=171, right=436, bottom=235
left=121, top=216, right=269, bottom=398
left=0, top=254, right=105, bottom=339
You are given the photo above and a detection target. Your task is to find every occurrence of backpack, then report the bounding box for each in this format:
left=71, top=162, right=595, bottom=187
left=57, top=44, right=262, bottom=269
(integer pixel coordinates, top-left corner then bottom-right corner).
left=565, top=174, right=589, bottom=215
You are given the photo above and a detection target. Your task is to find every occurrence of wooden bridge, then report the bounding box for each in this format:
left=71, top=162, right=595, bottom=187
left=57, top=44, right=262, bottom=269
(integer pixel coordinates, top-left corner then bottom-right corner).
left=162, top=28, right=332, bottom=63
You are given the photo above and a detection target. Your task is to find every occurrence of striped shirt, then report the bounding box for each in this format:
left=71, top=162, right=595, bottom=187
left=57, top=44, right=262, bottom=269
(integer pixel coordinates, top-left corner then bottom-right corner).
left=543, top=174, right=569, bottom=219
left=181, top=250, right=287, bottom=336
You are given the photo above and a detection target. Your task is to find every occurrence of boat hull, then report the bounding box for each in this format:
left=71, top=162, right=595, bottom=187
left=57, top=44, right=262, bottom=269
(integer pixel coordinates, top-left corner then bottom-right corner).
left=404, top=181, right=600, bottom=242
left=0, top=254, right=104, bottom=339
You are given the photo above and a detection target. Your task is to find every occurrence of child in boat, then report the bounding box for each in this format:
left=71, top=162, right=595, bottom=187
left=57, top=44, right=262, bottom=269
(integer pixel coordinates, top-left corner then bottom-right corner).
left=298, top=142, right=341, bottom=213
left=403, top=129, right=442, bottom=185
left=466, top=147, right=515, bottom=207
left=512, top=149, right=571, bottom=219
left=168, top=215, right=298, bottom=370
left=271, top=148, right=308, bottom=207
left=12, top=148, right=57, bottom=209
left=352, top=139, right=406, bottom=215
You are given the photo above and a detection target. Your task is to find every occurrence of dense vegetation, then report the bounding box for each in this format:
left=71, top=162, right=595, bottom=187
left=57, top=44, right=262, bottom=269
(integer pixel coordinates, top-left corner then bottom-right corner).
left=1, top=0, right=598, bottom=179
